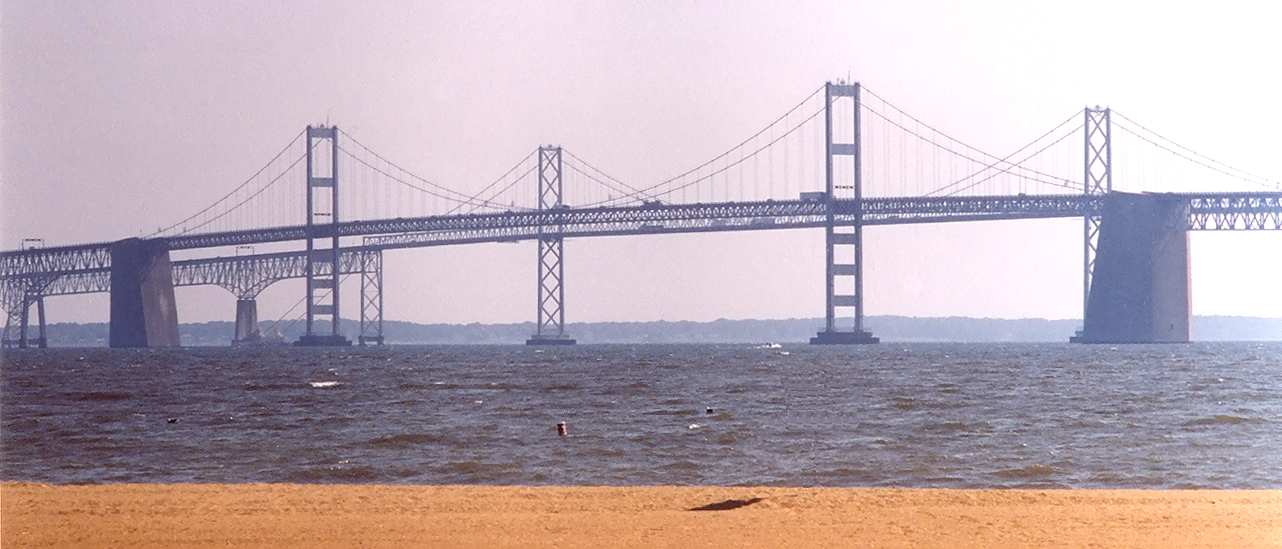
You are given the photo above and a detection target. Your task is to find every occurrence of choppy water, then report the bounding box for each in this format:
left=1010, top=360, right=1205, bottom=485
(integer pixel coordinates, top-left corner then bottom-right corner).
left=2, top=343, right=1279, bottom=489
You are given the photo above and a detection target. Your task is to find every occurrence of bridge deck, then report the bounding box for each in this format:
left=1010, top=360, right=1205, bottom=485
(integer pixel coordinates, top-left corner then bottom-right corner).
left=3, top=192, right=1278, bottom=307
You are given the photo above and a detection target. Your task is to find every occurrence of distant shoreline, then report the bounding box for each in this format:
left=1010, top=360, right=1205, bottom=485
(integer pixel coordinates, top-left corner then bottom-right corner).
left=30, top=315, right=1282, bottom=347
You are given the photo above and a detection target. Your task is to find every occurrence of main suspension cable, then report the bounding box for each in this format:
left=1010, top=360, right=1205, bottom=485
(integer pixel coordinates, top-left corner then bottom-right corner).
left=919, top=111, right=1082, bottom=196
left=613, top=85, right=826, bottom=202
left=1112, top=110, right=1281, bottom=191
left=940, top=124, right=1083, bottom=196
left=149, top=130, right=306, bottom=236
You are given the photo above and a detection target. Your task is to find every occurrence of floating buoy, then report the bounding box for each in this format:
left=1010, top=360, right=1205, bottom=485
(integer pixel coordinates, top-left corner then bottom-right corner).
left=556, top=421, right=568, bottom=436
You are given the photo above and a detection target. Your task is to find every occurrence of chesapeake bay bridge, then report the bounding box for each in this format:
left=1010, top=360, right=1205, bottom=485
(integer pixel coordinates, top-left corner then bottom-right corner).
left=3, top=82, right=1280, bottom=348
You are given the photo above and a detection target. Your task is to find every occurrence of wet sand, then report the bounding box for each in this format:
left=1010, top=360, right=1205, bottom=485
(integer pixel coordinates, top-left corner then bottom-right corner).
left=3, top=483, right=1279, bottom=548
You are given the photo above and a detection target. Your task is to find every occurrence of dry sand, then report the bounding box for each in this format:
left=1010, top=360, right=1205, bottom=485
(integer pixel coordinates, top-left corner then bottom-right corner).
left=2, top=483, right=1279, bottom=548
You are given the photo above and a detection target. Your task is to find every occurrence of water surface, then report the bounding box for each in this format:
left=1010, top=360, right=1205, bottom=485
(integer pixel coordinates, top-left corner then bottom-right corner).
left=3, top=343, right=1278, bottom=488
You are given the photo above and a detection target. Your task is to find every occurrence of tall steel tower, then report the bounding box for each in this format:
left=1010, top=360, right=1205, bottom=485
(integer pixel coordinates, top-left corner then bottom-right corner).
left=297, top=125, right=350, bottom=346
left=812, top=81, right=879, bottom=344
left=527, top=146, right=575, bottom=345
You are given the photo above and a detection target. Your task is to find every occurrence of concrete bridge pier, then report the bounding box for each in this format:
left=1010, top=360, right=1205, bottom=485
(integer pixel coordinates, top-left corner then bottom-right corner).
left=232, top=298, right=260, bottom=345
left=1072, top=192, right=1190, bottom=343
left=109, top=238, right=180, bottom=348
left=11, top=296, right=48, bottom=348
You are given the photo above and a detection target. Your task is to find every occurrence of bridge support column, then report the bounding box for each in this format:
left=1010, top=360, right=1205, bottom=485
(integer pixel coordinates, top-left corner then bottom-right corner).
left=813, top=81, right=878, bottom=345
left=527, top=146, right=575, bottom=346
left=358, top=249, right=384, bottom=346
left=297, top=125, right=350, bottom=347
left=109, top=238, right=180, bottom=348
left=7, top=295, right=48, bottom=349
left=528, top=237, right=574, bottom=345
left=1075, top=107, right=1111, bottom=342
left=232, top=298, right=260, bottom=345
left=1072, top=192, right=1190, bottom=343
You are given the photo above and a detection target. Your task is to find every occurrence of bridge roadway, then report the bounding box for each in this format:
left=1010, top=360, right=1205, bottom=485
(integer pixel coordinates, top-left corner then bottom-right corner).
left=160, top=193, right=1101, bottom=251
left=2, top=248, right=380, bottom=306
left=5, top=191, right=1279, bottom=271
left=2, top=193, right=1099, bottom=306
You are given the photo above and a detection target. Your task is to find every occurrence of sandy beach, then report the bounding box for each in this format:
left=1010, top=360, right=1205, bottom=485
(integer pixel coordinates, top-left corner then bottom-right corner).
left=2, top=483, right=1279, bottom=548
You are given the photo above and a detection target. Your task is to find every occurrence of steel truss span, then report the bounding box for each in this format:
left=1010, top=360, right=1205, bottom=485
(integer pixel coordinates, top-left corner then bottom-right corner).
left=0, top=244, right=111, bottom=278
left=172, top=248, right=378, bottom=299
left=2, top=192, right=1277, bottom=282
left=2, top=191, right=1278, bottom=311
left=177, top=194, right=1100, bottom=251
left=1184, top=193, right=1282, bottom=230
left=157, top=192, right=1279, bottom=252
left=363, top=195, right=1101, bottom=249
left=2, top=249, right=380, bottom=307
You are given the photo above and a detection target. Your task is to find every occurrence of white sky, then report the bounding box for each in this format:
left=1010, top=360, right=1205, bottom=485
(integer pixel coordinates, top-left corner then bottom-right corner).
left=2, top=0, right=1279, bottom=328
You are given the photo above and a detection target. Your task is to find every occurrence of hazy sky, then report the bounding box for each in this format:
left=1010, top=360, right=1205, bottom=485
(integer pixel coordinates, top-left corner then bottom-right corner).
left=3, top=0, right=1279, bottom=329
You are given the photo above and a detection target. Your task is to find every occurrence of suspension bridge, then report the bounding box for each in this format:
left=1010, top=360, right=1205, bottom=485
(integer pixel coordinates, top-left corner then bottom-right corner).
left=3, top=82, right=1279, bottom=348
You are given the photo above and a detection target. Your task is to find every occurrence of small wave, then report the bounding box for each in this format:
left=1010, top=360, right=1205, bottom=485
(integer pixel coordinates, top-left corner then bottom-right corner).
left=715, top=431, right=756, bottom=444
left=1088, top=470, right=1168, bottom=487
left=539, top=383, right=580, bottom=392
left=891, top=396, right=919, bottom=410
left=65, top=391, right=131, bottom=402
left=994, top=464, right=1057, bottom=479
left=433, top=460, right=518, bottom=478
left=644, top=409, right=698, bottom=417
left=1182, top=414, right=1257, bottom=427
left=661, top=460, right=702, bottom=472
left=813, top=467, right=881, bottom=484
left=583, top=447, right=627, bottom=458
left=599, top=381, right=651, bottom=396
left=67, top=479, right=102, bottom=486
left=367, top=433, right=444, bottom=449
left=437, top=461, right=484, bottom=474
left=309, top=381, right=342, bottom=388
left=288, top=464, right=380, bottom=482
left=242, top=382, right=292, bottom=391
left=918, top=421, right=983, bottom=435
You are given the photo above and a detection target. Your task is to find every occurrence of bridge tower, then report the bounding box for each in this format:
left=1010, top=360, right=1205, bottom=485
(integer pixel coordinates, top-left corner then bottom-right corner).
left=297, top=125, right=350, bottom=346
left=812, top=81, right=879, bottom=344
left=527, top=146, right=575, bottom=345
left=1073, top=107, right=1112, bottom=341
left=1071, top=108, right=1192, bottom=343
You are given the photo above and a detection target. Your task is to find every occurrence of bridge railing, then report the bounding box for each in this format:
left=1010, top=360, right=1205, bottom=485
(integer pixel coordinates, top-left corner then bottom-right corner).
left=0, top=244, right=111, bottom=278
left=1185, top=193, right=1282, bottom=230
